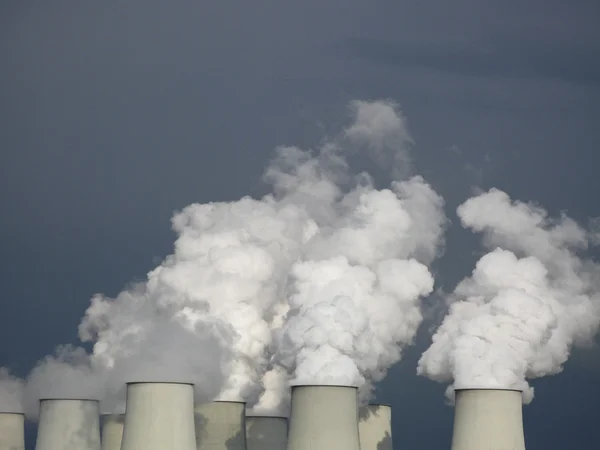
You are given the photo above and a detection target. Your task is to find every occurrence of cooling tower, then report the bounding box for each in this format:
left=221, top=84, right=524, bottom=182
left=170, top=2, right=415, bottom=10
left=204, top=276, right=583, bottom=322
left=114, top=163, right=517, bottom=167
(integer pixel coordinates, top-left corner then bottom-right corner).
left=245, top=416, right=287, bottom=450
left=101, top=414, right=125, bottom=450
left=34, top=399, right=101, bottom=450
left=0, top=412, right=25, bottom=450
left=194, top=401, right=247, bottom=450
left=120, top=382, right=196, bottom=450
left=358, top=404, right=393, bottom=450
left=451, top=389, right=526, bottom=450
left=287, top=385, right=360, bottom=450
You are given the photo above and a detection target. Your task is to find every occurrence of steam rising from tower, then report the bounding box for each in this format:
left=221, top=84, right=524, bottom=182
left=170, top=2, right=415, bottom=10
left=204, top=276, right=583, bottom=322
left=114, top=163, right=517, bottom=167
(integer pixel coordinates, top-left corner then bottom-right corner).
left=24, top=347, right=103, bottom=419
left=419, top=188, right=600, bottom=400
left=0, top=368, right=23, bottom=414
left=71, top=99, right=445, bottom=413
left=8, top=95, right=597, bottom=448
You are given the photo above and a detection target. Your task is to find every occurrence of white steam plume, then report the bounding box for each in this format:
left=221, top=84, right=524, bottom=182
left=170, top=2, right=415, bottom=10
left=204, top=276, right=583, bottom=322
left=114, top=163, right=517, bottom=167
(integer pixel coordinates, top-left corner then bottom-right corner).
left=36, top=99, right=443, bottom=415
left=0, top=368, right=23, bottom=413
left=253, top=101, right=446, bottom=412
left=418, top=188, right=600, bottom=402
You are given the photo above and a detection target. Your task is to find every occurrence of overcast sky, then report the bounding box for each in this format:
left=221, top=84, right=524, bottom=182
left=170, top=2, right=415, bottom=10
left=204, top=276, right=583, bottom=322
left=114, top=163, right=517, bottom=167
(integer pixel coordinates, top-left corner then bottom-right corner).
left=1, top=1, right=599, bottom=449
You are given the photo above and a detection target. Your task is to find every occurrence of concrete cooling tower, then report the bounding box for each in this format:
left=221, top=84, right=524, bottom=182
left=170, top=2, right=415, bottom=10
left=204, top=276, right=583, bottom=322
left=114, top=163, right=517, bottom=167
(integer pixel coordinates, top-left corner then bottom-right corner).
left=194, top=401, right=247, bottom=450
left=34, top=399, right=101, bottom=450
left=287, top=385, right=361, bottom=450
left=0, top=412, right=25, bottom=450
left=358, top=404, right=393, bottom=450
left=451, top=389, right=526, bottom=450
left=245, top=416, right=287, bottom=450
left=120, top=382, right=196, bottom=450
left=101, top=414, right=125, bottom=450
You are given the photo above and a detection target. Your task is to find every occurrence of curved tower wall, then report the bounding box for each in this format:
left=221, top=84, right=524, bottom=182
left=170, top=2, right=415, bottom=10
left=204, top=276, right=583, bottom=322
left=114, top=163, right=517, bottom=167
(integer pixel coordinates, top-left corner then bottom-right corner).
left=451, top=389, right=526, bottom=450
left=194, top=401, right=247, bottom=450
left=35, top=399, right=101, bottom=450
left=245, top=416, right=287, bottom=450
left=101, top=414, right=125, bottom=450
left=0, top=413, right=25, bottom=450
left=120, top=382, right=196, bottom=450
left=286, top=385, right=360, bottom=450
left=358, top=404, right=393, bottom=450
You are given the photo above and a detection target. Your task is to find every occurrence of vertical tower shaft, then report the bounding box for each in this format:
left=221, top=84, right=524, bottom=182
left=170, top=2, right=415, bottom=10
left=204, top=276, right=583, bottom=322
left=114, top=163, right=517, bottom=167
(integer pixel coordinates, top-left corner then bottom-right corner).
left=245, top=416, right=287, bottom=450
left=120, top=382, right=196, bottom=450
left=451, top=389, right=526, bottom=450
left=0, top=412, right=25, bottom=450
left=194, top=401, right=247, bottom=450
left=286, top=385, right=360, bottom=450
left=35, top=399, right=101, bottom=450
left=101, top=414, right=125, bottom=450
left=358, top=404, right=393, bottom=450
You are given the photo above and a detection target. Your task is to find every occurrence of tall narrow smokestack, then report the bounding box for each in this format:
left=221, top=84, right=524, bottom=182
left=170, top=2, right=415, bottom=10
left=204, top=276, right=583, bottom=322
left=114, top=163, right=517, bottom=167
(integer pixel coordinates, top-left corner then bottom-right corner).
left=245, top=416, right=287, bottom=450
left=194, top=401, right=247, bottom=450
left=120, top=382, right=196, bottom=450
left=0, top=412, right=25, bottom=450
left=358, top=404, right=393, bottom=450
left=287, top=385, right=360, bottom=450
left=101, top=414, right=125, bottom=450
left=451, top=389, right=526, bottom=450
left=35, top=399, right=101, bottom=450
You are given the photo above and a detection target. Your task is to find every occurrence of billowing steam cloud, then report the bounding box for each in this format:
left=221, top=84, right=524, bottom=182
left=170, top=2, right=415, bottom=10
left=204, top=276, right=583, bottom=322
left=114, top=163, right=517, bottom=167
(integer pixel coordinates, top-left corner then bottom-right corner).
left=418, top=188, right=600, bottom=402
left=0, top=368, right=23, bottom=413
left=22, top=298, right=233, bottom=417
left=23, top=100, right=446, bottom=415
left=268, top=177, right=444, bottom=401
left=252, top=101, right=446, bottom=411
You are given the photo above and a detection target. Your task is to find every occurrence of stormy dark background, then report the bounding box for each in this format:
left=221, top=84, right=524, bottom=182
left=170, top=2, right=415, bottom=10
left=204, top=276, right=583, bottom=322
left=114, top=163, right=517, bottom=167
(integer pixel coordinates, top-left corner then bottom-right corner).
left=1, top=1, right=599, bottom=448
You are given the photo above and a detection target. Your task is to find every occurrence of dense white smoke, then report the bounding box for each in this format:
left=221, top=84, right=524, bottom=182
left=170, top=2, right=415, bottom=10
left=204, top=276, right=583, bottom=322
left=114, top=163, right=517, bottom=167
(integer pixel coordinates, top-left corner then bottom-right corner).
left=0, top=368, right=23, bottom=413
left=418, top=188, right=600, bottom=402
left=24, top=99, right=445, bottom=415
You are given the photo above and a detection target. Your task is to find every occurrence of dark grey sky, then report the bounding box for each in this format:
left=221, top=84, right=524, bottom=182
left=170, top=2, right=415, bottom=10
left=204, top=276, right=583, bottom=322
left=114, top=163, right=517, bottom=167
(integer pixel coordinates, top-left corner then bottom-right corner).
left=1, top=1, right=599, bottom=448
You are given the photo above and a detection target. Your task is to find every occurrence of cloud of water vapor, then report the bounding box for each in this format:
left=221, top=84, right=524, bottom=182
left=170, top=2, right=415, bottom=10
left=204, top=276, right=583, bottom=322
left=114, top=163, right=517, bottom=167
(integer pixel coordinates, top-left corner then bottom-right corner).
left=253, top=101, right=446, bottom=411
left=26, top=100, right=445, bottom=415
left=0, top=368, right=23, bottom=413
left=418, top=188, right=600, bottom=402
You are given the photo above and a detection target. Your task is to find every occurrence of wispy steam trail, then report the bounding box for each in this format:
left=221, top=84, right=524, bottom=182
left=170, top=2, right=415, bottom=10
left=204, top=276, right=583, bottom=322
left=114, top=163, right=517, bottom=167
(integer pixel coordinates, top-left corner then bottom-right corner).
left=23, top=346, right=103, bottom=418
left=0, top=368, right=23, bottom=413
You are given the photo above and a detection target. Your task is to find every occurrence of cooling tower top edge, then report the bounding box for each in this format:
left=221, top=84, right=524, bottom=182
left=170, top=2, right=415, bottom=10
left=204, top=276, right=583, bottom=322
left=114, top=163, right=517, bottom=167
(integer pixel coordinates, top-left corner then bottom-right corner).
left=246, top=415, right=288, bottom=419
left=290, top=384, right=359, bottom=389
left=125, top=381, right=194, bottom=386
left=453, top=388, right=523, bottom=393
